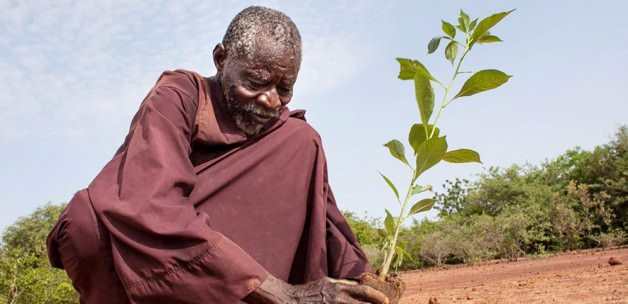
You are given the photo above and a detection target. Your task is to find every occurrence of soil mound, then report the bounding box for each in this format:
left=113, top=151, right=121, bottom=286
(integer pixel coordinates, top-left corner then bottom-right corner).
left=608, top=257, right=622, bottom=266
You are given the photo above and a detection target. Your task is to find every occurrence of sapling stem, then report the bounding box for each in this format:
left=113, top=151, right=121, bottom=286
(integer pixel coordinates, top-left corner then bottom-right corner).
left=429, top=46, right=470, bottom=139
left=379, top=173, right=418, bottom=279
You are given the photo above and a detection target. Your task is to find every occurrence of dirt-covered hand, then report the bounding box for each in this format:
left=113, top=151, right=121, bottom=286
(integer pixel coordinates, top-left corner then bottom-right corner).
left=244, top=274, right=389, bottom=304
left=289, top=277, right=389, bottom=304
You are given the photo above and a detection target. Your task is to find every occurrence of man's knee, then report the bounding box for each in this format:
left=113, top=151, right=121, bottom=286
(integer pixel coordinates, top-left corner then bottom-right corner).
left=47, top=190, right=129, bottom=303
left=48, top=189, right=105, bottom=270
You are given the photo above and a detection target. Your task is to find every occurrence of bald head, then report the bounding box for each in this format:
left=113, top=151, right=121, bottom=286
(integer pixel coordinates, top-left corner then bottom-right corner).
left=222, top=6, right=302, bottom=63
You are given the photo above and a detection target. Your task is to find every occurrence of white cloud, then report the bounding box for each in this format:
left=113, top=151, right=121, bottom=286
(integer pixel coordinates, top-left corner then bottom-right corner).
left=0, top=1, right=228, bottom=142
left=295, top=34, right=369, bottom=105
left=0, top=0, right=376, bottom=144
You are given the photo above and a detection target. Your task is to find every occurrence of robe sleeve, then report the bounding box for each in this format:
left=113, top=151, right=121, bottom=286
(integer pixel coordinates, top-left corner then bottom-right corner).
left=88, top=71, right=267, bottom=303
left=324, top=172, right=374, bottom=279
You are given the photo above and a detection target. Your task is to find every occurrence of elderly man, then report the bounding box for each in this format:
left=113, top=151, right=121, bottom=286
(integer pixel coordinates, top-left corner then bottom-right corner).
left=47, top=6, right=388, bottom=304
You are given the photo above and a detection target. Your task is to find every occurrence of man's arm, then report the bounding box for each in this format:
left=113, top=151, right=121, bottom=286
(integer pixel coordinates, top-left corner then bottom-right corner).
left=313, top=144, right=373, bottom=279
left=87, top=71, right=267, bottom=303
left=325, top=184, right=375, bottom=278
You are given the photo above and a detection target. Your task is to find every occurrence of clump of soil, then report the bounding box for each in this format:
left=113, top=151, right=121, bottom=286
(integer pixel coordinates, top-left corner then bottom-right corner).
left=608, top=257, right=622, bottom=266
left=358, top=272, right=405, bottom=304
left=428, top=297, right=439, bottom=304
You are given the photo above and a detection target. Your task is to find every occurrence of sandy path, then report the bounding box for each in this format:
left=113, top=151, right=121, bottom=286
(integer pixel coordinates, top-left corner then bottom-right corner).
left=400, top=247, right=628, bottom=304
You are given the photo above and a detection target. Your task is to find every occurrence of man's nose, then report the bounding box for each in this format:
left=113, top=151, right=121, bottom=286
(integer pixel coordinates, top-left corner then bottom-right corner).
left=256, top=87, right=281, bottom=110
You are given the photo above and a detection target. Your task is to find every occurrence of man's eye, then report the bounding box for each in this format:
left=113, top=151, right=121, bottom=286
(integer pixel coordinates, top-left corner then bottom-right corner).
left=246, top=79, right=267, bottom=90
left=278, top=87, right=292, bottom=95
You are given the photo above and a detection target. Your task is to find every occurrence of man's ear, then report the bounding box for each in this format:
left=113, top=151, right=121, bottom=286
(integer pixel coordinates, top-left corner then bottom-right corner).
left=213, top=43, right=227, bottom=72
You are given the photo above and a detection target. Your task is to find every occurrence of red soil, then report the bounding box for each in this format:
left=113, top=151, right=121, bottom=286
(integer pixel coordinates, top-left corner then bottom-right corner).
left=399, top=247, right=628, bottom=304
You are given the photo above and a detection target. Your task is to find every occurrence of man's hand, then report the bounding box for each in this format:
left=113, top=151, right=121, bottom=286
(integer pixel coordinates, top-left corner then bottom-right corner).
left=291, top=277, right=390, bottom=304
left=244, top=274, right=389, bottom=304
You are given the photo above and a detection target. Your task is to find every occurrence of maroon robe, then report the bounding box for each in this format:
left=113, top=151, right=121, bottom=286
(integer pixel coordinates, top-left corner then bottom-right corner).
left=47, top=70, right=371, bottom=304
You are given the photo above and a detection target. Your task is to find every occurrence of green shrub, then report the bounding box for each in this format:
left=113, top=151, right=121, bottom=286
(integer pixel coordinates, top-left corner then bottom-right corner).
left=593, top=229, right=627, bottom=248
left=0, top=204, right=78, bottom=304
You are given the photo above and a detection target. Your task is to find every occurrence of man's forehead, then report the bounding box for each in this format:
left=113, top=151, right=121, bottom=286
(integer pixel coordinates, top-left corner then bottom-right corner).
left=239, top=61, right=298, bottom=83
left=234, top=40, right=299, bottom=74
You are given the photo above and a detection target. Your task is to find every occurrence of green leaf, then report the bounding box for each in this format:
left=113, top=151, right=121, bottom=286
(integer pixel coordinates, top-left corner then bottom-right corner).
left=376, top=229, right=388, bottom=240
left=414, top=73, right=435, bottom=127
left=470, top=9, right=515, bottom=47
left=458, top=10, right=470, bottom=32
left=415, top=136, right=448, bottom=176
left=477, top=34, right=502, bottom=44
left=396, top=58, right=435, bottom=81
left=445, top=40, right=458, bottom=64
left=454, top=69, right=511, bottom=98
left=397, top=245, right=414, bottom=260
left=395, top=245, right=413, bottom=264
left=396, top=58, right=419, bottom=80
left=384, top=209, right=396, bottom=236
left=408, top=123, right=440, bottom=153
left=443, top=148, right=482, bottom=163
left=469, top=18, right=478, bottom=31
left=461, top=10, right=471, bottom=24
left=410, top=198, right=435, bottom=215
left=411, top=184, right=427, bottom=196
left=441, top=20, right=456, bottom=38
left=428, top=37, right=442, bottom=54
left=379, top=172, right=400, bottom=201
left=384, top=139, right=409, bottom=165
left=395, top=245, right=406, bottom=258
left=393, top=245, right=415, bottom=269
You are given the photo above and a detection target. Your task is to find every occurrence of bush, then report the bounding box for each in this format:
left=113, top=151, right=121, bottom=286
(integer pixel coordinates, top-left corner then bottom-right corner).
left=594, top=230, right=627, bottom=248
left=409, top=208, right=548, bottom=266
left=0, top=204, right=78, bottom=304
left=342, top=211, right=383, bottom=246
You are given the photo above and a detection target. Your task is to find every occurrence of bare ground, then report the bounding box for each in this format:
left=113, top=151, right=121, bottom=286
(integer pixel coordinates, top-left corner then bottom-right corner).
left=399, top=247, right=628, bottom=304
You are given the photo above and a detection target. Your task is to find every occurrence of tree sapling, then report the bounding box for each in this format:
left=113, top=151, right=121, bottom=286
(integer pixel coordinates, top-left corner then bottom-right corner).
left=358, top=9, right=515, bottom=303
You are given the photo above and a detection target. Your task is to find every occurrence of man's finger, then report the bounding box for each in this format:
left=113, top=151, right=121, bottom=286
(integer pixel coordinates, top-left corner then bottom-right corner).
left=343, top=284, right=389, bottom=304
left=329, top=278, right=358, bottom=285
left=337, top=293, right=371, bottom=304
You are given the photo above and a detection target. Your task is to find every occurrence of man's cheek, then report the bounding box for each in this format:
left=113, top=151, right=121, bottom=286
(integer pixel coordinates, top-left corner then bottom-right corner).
left=233, top=85, right=258, bottom=100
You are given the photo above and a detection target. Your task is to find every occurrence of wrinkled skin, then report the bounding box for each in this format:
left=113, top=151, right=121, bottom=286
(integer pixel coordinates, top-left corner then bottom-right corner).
left=291, top=277, right=390, bottom=304
left=245, top=274, right=389, bottom=304
left=213, top=36, right=299, bottom=136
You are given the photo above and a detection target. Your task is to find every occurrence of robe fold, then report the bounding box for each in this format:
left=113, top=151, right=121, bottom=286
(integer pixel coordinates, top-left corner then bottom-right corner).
left=47, top=69, right=371, bottom=304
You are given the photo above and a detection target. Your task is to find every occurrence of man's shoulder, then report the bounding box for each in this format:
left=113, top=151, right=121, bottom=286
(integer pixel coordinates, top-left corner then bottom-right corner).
left=282, top=111, right=323, bottom=145
left=154, top=69, right=204, bottom=98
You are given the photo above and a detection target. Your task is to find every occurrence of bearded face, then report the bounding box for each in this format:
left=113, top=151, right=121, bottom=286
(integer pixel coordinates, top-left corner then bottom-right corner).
left=222, top=79, right=282, bottom=136
left=214, top=38, right=300, bottom=137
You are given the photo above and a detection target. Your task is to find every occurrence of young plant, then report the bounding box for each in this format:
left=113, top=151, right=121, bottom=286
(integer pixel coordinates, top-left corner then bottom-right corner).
left=378, top=9, right=515, bottom=279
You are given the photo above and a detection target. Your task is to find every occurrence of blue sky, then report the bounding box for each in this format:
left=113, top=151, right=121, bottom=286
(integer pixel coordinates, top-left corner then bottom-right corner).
left=1, top=1, right=627, bottom=231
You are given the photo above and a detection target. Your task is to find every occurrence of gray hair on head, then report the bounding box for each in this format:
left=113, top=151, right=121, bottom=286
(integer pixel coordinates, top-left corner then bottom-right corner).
left=222, top=6, right=302, bottom=63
